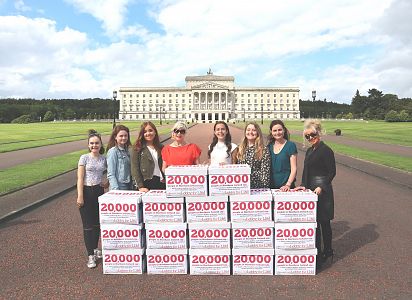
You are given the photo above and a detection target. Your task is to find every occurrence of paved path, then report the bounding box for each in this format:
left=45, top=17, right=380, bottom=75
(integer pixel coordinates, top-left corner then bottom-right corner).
left=1, top=123, right=412, bottom=299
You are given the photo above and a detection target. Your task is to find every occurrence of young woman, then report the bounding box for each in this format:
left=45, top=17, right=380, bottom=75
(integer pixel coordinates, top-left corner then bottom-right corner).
left=131, top=121, right=165, bottom=192
left=161, top=121, right=201, bottom=171
left=233, top=121, right=270, bottom=189
left=267, top=120, right=297, bottom=191
left=106, top=125, right=132, bottom=190
left=208, top=121, right=237, bottom=166
left=295, top=119, right=336, bottom=269
left=77, top=130, right=107, bottom=269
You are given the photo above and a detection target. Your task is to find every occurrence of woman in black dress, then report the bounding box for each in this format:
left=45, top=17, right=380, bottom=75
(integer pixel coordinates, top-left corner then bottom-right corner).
left=295, top=119, right=336, bottom=268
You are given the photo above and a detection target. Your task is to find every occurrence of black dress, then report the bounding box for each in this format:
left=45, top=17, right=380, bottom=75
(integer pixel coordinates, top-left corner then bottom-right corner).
left=301, top=141, right=336, bottom=221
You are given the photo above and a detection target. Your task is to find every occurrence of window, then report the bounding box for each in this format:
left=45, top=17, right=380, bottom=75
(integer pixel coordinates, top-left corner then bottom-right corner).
left=149, top=94, right=152, bottom=97
left=286, top=94, right=289, bottom=97
left=143, top=94, right=145, bottom=97
left=130, top=94, right=132, bottom=98
left=136, top=94, right=139, bottom=97
left=280, top=94, right=283, bottom=97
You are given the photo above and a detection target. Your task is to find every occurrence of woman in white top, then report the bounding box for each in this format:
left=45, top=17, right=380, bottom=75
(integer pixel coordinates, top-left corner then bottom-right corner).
left=208, top=121, right=237, bottom=165
left=77, top=130, right=108, bottom=269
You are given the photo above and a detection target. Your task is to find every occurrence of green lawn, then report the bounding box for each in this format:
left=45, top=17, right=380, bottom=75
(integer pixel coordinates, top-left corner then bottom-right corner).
left=0, top=121, right=172, bottom=152
left=0, top=150, right=86, bottom=195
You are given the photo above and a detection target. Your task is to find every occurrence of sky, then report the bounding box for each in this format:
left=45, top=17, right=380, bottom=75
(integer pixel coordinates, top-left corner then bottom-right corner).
left=0, top=0, right=411, bottom=103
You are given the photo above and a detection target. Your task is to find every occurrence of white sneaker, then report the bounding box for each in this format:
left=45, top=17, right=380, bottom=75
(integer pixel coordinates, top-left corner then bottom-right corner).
left=94, top=249, right=102, bottom=259
left=87, top=255, right=96, bottom=268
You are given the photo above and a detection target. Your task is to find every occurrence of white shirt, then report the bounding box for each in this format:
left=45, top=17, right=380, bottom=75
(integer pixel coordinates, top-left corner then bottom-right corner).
left=147, top=146, right=163, bottom=180
left=209, top=142, right=237, bottom=166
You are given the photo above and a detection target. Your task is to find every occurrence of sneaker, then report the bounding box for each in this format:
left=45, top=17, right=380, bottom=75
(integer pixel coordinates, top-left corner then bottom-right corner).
left=94, top=249, right=102, bottom=259
left=87, top=255, right=96, bottom=269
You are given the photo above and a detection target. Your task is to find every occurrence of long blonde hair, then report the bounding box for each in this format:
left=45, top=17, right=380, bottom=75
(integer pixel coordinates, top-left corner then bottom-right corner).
left=236, top=121, right=265, bottom=161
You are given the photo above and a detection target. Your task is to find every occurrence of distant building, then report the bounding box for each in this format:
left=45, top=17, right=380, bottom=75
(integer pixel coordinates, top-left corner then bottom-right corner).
left=118, top=69, right=300, bottom=122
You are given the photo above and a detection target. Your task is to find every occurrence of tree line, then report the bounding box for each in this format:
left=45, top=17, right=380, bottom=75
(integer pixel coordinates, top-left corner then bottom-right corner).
left=0, top=88, right=410, bottom=123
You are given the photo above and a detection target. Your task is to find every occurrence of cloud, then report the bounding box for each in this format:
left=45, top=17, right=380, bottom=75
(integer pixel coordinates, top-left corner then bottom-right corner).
left=14, top=0, right=31, bottom=12
left=65, top=0, right=131, bottom=35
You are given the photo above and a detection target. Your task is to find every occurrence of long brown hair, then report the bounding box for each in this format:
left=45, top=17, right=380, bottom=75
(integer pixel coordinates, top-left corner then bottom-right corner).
left=134, top=121, right=162, bottom=154
left=236, top=121, right=265, bottom=161
left=267, top=119, right=290, bottom=144
left=106, top=124, right=131, bottom=152
left=208, top=121, right=232, bottom=158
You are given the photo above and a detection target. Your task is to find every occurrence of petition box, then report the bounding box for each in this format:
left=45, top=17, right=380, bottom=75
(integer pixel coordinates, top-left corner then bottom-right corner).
left=142, top=190, right=185, bottom=223
left=232, top=248, right=274, bottom=276
left=230, top=189, right=273, bottom=222
left=186, top=195, right=229, bottom=223
left=272, top=189, right=317, bottom=223
left=208, top=164, right=251, bottom=196
left=165, top=165, right=208, bottom=197
left=98, top=190, right=143, bottom=224
left=275, top=249, right=317, bottom=275
left=145, top=223, right=187, bottom=249
left=102, top=248, right=144, bottom=274
left=274, top=223, right=317, bottom=250
left=188, top=222, right=231, bottom=249
left=232, top=221, right=274, bottom=249
left=101, top=223, right=144, bottom=250
left=146, top=248, right=188, bottom=275
left=189, top=249, right=231, bottom=275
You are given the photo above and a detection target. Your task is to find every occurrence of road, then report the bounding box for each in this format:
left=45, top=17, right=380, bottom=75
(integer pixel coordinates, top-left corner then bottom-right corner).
left=1, top=124, right=411, bottom=299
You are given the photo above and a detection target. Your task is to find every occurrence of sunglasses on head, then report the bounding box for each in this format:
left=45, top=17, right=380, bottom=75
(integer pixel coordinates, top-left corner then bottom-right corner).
left=173, top=129, right=186, bottom=134
left=305, top=132, right=318, bottom=140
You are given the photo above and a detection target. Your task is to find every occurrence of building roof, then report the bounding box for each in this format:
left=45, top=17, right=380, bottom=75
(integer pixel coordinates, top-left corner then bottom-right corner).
left=185, top=69, right=234, bottom=82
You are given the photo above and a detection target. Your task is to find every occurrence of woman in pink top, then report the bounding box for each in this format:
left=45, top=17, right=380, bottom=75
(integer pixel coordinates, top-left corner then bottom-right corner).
left=161, top=121, right=201, bottom=171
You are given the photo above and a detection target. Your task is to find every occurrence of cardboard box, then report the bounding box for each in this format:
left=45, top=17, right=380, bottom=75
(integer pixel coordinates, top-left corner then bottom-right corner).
left=208, top=164, right=251, bottom=196
left=145, top=223, right=188, bottom=249
left=275, top=249, right=317, bottom=275
left=189, top=249, right=231, bottom=275
left=142, top=190, right=185, bottom=223
left=146, top=248, right=188, bottom=274
left=230, top=189, right=273, bottom=222
left=272, top=189, right=317, bottom=223
left=165, top=165, right=208, bottom=197
left=232, top=248, right=274, bottom=275
left=98, top=190, right=143, bottom=224
left=101, top=224, right=144, bottom=250
left=186, top=195, right=229, bottom=223
left=102, top=248, right=145, bottom=274
left=232, top=221, right=274, bottom=249
left=188, top=222, right=231, bottom=249
left=274, top=223, right=317, bottom=250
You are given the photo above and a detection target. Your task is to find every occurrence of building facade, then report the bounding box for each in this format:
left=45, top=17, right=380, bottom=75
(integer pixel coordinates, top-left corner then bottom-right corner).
left=119, top=70, right=300, bottom=123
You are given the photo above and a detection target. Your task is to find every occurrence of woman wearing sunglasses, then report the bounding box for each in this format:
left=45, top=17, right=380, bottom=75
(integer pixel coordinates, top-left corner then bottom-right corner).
left=295, top=119, right=336, bottom=269
left=131, top=121, right=165, bottom=192
left=161, top=121, right=201, bottom=171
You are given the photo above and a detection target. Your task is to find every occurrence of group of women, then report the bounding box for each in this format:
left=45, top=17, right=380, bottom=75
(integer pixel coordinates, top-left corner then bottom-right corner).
left=77, top=119, right=336, bottom=271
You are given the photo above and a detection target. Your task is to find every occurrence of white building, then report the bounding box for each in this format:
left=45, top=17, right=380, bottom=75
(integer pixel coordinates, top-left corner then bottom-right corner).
left=119, top=70, right=300, bottom=123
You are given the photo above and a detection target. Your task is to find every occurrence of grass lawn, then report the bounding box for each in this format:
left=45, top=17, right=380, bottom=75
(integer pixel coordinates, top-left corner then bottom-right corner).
left=0, top=150, right=86, bottom=195
left=237, top=120, right=412, bottom=147
left=0, top=121, right=173, bottom=152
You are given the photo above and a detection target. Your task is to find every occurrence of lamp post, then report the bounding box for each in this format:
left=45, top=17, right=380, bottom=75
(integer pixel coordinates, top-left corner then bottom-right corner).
left=261, top=104, right=264, bottom=125
left=243, top=107, right=246, bottom=123
left=312, top=90, right=316, bottom=118
left=176, top=105, right=178, bottom=122
left=112, top=90, right=117, bottom=128
left=159, top=105, right=162, bottom=125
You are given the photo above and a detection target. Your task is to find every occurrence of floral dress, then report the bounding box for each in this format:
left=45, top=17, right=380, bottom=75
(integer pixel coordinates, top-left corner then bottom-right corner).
left=237, top=145, right=271, bottom=189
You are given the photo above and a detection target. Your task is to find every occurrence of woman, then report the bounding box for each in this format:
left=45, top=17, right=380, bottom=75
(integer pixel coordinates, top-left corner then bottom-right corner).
left=267, top=120, right=297, bottom=191
left=77, top=130, right=107, bottom=269
left=131, top=122, right=165, bottom=192
left=208, top=121, right=237, bottom=166
left=233, top=121, right=270, bottom=189
left=106, top=125, right=132, bottom=190
left=161, top=121, right=201, bottom=171
left=295, top=119, right=336, bottom=268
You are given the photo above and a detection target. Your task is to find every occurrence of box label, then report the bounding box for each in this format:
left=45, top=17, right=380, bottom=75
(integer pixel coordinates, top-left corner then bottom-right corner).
left=232, top=254, right=274, bottom=275
left=190, top=254, right=231, bottom=275
left=146, top=254, right=187, bottom=274
left=275, top=224, right=316, bottom=250
left=209, top=174, right=250, bottom=196
left=99, top=198, right=140, bottom=224
left=146, top=227, right=187, bottom=249
left=232, top=227, right=273, bottom=249
left=274, top=200, right=317, bottom=222
left=103, top=249, right=144, bottom=274
left=143, top=202, right=184, bottom=223
left=231, top=201, right=272, bottom=222
left=101, top=224, right=143, bottom=249
left=166, top=174, right=207, bottom=197
left=275, top=254, right=316, bottom=275
left=189, top=228, right=231, bottom=249
left=187, top=201, right=228, bottom=223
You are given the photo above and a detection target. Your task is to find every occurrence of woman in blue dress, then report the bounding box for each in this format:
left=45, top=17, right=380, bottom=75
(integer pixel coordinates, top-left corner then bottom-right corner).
left=267, top=120, right=297, bottom=191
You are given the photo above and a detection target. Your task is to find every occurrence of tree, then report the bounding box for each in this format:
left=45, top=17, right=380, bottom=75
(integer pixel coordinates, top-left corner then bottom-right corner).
left=11, top=114, right=32, bottom=123
left=43, top=111, right=54, bottom=122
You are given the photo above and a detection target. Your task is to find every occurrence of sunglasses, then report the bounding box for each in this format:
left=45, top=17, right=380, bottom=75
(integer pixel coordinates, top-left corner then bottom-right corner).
left=173, top=129, right=186, bottom=135
left=305, top=132, right=318, bottom=140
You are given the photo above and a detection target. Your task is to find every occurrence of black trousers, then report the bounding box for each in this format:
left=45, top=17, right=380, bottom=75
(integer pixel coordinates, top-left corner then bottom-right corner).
left=316, top=220, right=333, bottom=253
left=79, top=185, right=104, bottom=255
left=144, top=176, right=166, bottom=190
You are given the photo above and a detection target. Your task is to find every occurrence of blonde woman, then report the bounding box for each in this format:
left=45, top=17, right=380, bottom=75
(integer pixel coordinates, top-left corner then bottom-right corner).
left=233, top=121, right=270, bottom=189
